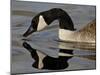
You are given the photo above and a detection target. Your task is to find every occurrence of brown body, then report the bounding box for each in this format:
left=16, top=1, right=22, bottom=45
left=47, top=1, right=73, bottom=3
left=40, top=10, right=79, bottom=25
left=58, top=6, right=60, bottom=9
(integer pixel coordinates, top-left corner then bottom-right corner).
left=77, top=20, right=96, bottom=43
left=59, top=20, right=96, bottom=43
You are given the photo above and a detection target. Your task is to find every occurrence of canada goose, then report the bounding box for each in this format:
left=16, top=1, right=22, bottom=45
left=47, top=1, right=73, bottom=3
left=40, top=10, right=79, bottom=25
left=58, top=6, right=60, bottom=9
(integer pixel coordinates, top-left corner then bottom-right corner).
left=23, top=42, right=73, bottom=70
left=23, top=8, right=75, bottom=37
left=23, top=8, right=95, bottom=43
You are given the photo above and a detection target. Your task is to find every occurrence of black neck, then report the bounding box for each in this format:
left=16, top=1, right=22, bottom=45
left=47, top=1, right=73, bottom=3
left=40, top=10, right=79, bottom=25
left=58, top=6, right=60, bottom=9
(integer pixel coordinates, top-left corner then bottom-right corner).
left=40, top=8, right=75, bottom=31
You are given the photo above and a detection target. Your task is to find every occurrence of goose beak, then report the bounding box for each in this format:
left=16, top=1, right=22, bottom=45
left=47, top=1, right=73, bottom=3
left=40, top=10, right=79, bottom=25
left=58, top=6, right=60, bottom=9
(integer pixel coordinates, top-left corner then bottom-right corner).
left=23, top=25, right=36, bottom=37
left=23, top=42, right=33, bottom=52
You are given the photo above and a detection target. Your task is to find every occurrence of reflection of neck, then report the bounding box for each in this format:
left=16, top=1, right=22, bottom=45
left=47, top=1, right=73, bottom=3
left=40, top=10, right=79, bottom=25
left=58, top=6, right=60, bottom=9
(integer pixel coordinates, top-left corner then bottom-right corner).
left=36, top=50, right=46, bottom=69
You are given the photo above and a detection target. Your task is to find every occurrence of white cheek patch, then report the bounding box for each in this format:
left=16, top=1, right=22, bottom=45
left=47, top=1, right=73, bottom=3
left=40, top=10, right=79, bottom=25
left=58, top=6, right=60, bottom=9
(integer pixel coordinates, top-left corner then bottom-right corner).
left=37, top=15, right=48, bottom=31
left=36, top=50, right=46, bottom=69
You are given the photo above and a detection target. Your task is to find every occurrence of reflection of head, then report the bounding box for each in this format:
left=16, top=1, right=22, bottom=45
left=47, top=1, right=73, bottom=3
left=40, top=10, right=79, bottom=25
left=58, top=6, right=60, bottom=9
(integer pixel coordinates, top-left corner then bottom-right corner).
left=23, top=42, right=73, bottom=70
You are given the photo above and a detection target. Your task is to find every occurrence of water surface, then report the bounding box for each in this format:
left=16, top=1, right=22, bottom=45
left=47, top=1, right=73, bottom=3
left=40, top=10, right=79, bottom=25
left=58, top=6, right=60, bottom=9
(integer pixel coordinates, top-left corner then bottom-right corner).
left=11, top=0, right=96, bottom=74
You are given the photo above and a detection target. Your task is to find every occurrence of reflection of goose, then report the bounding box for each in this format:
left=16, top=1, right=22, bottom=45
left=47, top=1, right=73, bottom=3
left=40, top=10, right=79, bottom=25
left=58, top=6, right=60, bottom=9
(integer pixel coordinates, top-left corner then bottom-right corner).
left=23, top=42, right=95, bottom=70
left=23, top=8, right=95, bottom=43
left=23, top=42, right=73, bottom=70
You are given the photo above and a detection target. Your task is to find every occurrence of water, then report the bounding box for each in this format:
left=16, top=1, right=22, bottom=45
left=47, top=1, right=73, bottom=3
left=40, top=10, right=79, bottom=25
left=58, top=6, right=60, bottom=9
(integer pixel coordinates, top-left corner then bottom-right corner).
left=11, top=0, right=96, bottom=74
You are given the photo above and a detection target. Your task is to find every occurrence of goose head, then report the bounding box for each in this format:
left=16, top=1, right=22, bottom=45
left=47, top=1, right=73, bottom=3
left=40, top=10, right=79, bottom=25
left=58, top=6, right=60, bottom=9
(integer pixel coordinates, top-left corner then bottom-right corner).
left=23, top=8, right=75, bottom=37
left=23, top=15, right=48, bottom=37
